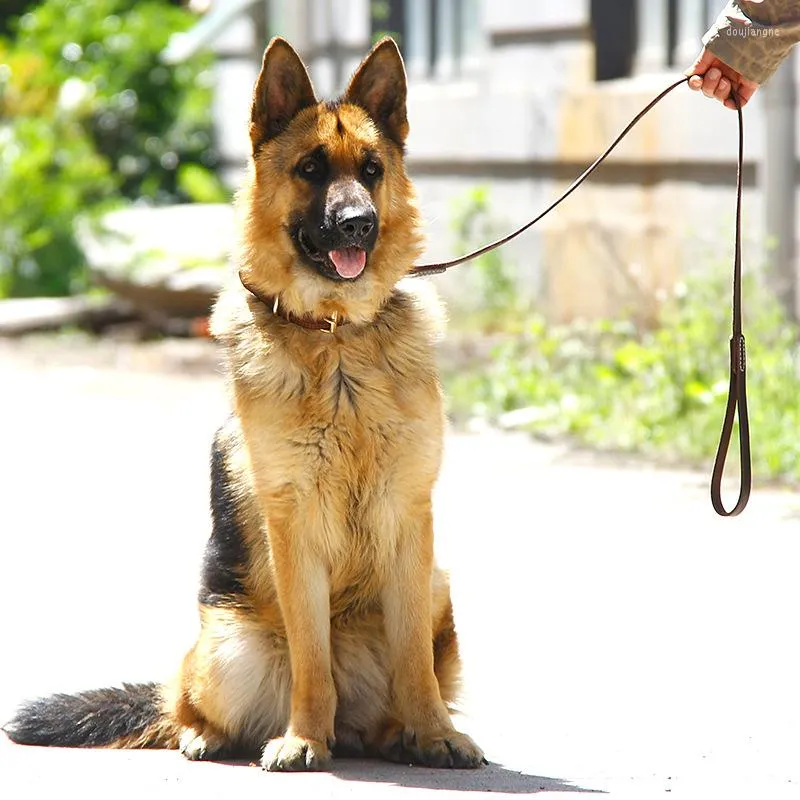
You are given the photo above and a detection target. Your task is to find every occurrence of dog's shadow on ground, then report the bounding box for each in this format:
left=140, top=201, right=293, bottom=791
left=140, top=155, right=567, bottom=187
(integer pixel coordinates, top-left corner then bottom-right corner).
left=222, top=757, right=603, bottom=793
left=332, top=759, right=605, bottom=793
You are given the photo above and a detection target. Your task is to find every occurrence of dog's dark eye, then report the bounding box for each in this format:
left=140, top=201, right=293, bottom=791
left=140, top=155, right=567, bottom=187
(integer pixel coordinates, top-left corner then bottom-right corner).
left=362, top=158, right=382, bottom=182
left=296, top=155, right=327, bottom=183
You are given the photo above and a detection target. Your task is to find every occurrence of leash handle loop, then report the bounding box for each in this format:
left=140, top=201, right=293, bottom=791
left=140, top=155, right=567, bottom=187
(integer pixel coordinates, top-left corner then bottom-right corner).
left=710, top=335, right=750, bottom=516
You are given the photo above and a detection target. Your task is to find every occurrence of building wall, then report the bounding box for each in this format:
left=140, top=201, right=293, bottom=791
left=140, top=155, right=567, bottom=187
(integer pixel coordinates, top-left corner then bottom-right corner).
left=210, top=0, right=798, bottom=324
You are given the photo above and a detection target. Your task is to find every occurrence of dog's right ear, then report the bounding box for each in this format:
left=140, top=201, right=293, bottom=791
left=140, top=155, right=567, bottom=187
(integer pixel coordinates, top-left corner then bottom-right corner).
left=250, top=38, right=316, bottom=153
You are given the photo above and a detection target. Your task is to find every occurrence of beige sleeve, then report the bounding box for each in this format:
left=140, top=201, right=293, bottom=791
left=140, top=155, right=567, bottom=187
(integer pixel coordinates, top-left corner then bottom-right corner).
left=702, top=0, right=800, bottom=84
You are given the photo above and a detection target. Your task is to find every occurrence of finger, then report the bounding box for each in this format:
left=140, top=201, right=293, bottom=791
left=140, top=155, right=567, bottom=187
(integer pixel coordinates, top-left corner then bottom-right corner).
left=688, top=74, right=704, bottom=90
left=725, top=83, right=745, bottom=110
left=727, top=87, right=743, bottom=109
left=725, top=80, right=758, bottom=109
left=714, top=77, right=731, bottom=101
left=738, top=80, right=758, bottom=105
left=702, top=67, right=722, bottom=97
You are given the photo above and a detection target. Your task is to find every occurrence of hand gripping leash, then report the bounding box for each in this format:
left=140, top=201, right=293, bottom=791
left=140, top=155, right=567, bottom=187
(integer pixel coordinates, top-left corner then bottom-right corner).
left=409, top=77, right=750, bottom=516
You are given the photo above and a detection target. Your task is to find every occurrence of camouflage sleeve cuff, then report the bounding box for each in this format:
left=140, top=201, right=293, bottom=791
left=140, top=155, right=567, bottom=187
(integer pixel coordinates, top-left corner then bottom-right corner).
left=702, top=1, right=800, bottom=84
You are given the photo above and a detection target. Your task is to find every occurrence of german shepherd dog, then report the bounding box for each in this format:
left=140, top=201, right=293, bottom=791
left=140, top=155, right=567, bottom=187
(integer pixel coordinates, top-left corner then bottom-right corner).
left=3, top=37, right=485, bottom=771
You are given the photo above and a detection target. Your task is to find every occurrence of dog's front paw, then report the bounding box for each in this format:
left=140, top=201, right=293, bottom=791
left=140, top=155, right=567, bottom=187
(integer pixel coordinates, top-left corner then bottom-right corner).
left=406, top=729, right=486, bottom=769
left=261, top=735, right=332, bottom=771
left=179, top=725, right=228, bottom=762
left=378, top=723, right=485, bottom=769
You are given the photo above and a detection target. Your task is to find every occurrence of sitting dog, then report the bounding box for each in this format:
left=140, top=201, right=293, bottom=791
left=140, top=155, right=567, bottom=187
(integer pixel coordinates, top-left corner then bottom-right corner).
left=4, top=36, right=485, bottom=772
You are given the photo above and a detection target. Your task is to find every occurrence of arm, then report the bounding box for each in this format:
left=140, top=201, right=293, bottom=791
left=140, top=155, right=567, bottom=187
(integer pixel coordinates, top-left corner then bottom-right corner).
left=687, top=0, right=800, bottom=108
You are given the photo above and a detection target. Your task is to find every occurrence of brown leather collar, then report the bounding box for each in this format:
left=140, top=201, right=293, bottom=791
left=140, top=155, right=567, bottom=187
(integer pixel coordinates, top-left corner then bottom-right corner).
left=239, top=270, right=349, bottom=333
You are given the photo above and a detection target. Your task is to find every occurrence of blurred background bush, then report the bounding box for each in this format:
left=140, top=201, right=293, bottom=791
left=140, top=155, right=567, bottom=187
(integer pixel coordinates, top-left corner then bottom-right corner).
left=447, top=254, right=800, bottom=485
left=0, top=0, right=226, bottom=298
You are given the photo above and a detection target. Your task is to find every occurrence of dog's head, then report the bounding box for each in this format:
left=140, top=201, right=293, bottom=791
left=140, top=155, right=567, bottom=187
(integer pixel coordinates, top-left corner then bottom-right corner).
left=239, top=37, right=422, bottom=324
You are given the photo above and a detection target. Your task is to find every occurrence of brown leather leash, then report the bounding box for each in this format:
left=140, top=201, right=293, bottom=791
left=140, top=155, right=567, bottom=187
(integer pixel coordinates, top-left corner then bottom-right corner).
left=409, top=76, right=751, bottom=516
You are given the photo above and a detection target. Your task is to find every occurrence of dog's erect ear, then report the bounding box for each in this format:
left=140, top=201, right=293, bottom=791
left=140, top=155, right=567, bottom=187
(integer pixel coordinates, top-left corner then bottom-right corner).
left=250, top=37, right=316, bottom=152
left=344, top=38, right=408, bottom=146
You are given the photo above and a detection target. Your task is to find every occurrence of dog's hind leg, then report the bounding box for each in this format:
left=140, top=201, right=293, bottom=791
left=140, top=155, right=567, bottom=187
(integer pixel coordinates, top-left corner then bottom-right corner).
left=169, top=607, right=291, bottom=761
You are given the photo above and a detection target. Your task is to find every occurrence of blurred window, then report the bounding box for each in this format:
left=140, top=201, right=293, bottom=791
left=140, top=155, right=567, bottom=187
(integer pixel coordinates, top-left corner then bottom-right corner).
left=598, top=0, right=710, bottom=78
left=370, top=0, right=483, bottom=80
left=591, top=0, right=637, bottom=80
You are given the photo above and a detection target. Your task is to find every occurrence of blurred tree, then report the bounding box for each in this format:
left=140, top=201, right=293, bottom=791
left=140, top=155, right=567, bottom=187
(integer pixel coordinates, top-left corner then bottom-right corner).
left=8, top=0, right=221, bottom=202
left=0, top=0, right=226, bottom=297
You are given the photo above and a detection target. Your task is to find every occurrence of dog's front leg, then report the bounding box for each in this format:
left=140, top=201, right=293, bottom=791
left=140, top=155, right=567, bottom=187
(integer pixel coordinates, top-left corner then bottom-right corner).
left=260, top=512, right=336, bottom=772
left=379, top=501, right=485, bottom=768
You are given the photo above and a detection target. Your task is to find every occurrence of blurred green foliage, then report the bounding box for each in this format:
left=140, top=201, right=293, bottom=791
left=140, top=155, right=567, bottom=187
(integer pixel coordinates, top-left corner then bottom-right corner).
left=449, top=185, right=528, bottom=330
left=0, top=0, right=227, bottom=297
left=369, top=0, right=403, bottom=47
left=447, top=267, right=800, bottom=484
left=0, top=1, right=34, bottom=37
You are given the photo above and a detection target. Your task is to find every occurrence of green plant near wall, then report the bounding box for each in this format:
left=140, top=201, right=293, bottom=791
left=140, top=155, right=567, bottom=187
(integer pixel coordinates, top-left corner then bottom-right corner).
left=0, top=0, right=227, bottom=297
left=447, top=269, right=800, bottom=485
left=449, top=186, right=527, bottom=330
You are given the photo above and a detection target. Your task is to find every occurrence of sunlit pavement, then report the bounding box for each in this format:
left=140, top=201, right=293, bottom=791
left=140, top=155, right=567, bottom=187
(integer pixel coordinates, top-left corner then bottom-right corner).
left=1, top=338, right=799, bottom=798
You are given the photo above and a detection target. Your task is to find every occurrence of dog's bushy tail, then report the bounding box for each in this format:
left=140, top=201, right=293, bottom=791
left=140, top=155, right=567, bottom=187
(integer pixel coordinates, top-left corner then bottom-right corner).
left=3, top=682, right=180, bottom=749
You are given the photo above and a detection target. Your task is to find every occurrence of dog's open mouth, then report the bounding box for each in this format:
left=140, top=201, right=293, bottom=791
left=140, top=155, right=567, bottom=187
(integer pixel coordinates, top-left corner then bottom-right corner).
left=298, top=229, right=367, bottom=280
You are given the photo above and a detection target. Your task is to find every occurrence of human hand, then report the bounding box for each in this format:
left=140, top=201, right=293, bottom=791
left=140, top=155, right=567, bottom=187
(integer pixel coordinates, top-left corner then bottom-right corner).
left=686, top=47, right=760, bottom=109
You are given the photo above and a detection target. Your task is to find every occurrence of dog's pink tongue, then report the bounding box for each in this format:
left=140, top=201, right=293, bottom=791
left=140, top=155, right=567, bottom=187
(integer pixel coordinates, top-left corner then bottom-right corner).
left=329, top=247, right=366, bottom=278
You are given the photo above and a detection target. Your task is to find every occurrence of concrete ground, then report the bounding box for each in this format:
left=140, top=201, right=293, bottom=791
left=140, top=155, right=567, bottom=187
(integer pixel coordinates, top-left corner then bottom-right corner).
left=1, top=335, right=799, bottom=799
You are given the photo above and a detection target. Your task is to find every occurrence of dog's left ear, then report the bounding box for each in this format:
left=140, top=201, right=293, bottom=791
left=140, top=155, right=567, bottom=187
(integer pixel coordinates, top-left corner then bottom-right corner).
left=344, top=38, right=408, bottom=146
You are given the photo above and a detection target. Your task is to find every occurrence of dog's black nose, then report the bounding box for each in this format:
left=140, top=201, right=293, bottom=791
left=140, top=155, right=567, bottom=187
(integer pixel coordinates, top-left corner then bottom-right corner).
left=337, top=211, right=375, bottom=240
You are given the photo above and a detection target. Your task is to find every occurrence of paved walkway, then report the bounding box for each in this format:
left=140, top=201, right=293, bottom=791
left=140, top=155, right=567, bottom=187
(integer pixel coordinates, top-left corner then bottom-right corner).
left=1, top=337, right=799, bottom=798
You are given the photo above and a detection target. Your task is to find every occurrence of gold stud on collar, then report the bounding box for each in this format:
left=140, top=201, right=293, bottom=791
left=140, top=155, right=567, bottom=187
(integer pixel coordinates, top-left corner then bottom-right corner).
left=323, top=311, right=339, bottom=333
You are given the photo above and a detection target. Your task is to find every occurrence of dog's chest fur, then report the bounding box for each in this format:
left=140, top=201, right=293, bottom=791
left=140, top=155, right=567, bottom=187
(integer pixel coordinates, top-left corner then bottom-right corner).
left=213, top=283, right=444, bottom=607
